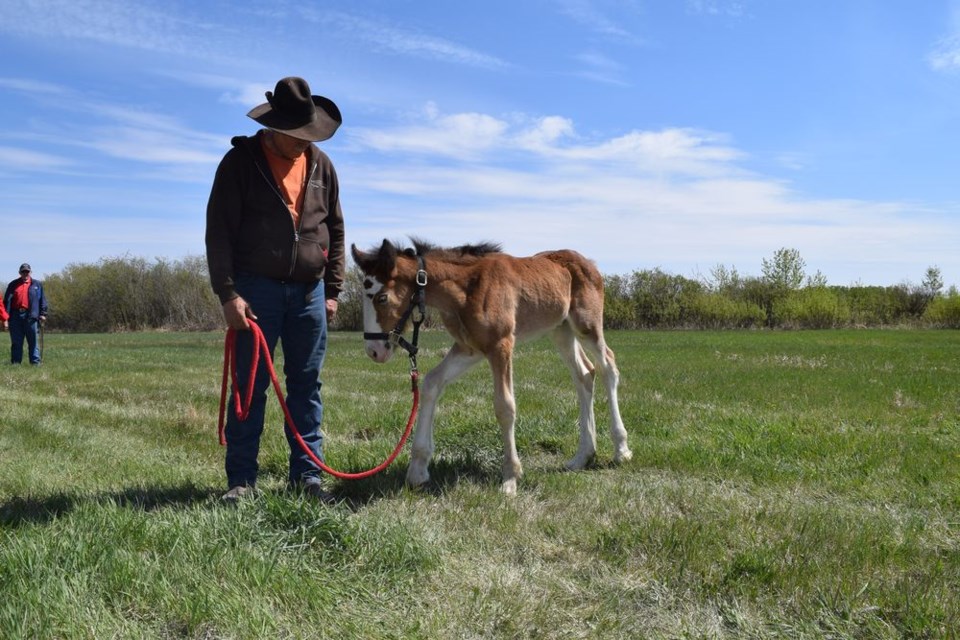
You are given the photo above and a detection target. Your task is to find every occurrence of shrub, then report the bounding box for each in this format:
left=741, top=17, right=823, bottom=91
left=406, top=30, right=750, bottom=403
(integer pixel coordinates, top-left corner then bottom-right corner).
left=923, top=294, right=960, bottom=328
left=773, top=287, right=851, bottom=329
left=685, top=292, right=766, bottom=329
left=629, top=268, right=702, bottom=328
left=839, top=286, right=907, bottom=326
left=43, top=255, right=221, bottom=332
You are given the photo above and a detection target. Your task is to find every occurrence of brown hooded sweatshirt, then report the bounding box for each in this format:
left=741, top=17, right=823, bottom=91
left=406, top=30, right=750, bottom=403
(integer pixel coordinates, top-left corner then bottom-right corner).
left=205, top=130, right=345, bottom=304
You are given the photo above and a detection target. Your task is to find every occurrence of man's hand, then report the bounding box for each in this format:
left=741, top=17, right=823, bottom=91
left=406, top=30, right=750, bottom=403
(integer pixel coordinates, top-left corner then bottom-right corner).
left=1, top=320, right=6, bottom=332
left=222, top=297, right=257, bottom=330
left=325, top=298, right=339, bottom=323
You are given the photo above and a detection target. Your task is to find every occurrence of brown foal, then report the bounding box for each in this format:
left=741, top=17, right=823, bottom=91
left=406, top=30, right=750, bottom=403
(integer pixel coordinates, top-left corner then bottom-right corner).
left=351, top=239, right=631, bottom=494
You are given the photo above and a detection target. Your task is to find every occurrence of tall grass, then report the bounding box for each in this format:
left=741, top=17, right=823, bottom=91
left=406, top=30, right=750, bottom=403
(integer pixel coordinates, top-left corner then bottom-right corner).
left=1, top=329, right=958, bottom=638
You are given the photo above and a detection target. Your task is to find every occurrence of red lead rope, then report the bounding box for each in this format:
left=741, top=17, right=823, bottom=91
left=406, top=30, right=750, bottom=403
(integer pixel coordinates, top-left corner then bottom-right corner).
left=217, top=320, right=419, bottom=480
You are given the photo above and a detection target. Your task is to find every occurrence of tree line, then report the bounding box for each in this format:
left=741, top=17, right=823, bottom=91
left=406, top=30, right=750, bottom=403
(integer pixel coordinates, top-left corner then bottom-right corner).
left=36, top=248, right=960, bottom=333
left=604, top=248, right=960, bottom=329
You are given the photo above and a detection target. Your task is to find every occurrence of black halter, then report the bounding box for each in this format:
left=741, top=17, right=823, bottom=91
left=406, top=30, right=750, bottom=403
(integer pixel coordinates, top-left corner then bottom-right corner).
left=363, top=255, right=427, bottom=367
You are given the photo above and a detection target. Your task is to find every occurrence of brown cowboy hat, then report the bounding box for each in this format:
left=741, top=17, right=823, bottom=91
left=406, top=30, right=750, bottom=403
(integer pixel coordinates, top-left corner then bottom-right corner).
left=247, top=77, right=342, bottom=142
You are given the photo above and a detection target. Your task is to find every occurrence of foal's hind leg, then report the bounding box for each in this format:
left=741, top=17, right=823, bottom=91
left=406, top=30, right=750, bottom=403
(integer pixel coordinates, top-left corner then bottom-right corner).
left=580, top=332, right=632, bottom=463
left=487, top=338, right=522, bottom=494
left=552, top=325, right=597, bottom=470
left=408, top=343, right=482, bottom=487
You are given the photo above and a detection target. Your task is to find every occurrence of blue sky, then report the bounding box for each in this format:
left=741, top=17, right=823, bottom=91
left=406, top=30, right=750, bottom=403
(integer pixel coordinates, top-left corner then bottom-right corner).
left=1, top=0, right=959, bottom=287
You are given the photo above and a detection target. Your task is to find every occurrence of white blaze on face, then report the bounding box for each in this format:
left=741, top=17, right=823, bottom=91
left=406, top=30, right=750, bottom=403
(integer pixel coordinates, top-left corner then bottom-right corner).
left=362, top=275, right=394, bottom=363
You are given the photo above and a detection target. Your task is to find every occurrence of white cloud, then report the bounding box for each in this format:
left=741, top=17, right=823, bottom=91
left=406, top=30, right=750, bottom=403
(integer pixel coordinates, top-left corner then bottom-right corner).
left=1, top=79, right=227, bottom=171
left=297, top=9, right=508, bottom=69
left=350, top=107, right=741, bottom=176
left=88, top=128, right=223, bottom=166
left=929, top=35, right=960, bottom=70
left=553, top=129, right=742, bottom=176
left=0, top=0, right=202, bottom=55
left=0, top=2, right=507, bottom=72
left=349, top=109, right=510, bottom=159
left=572, top=51, right=630, bottom=86
left=0, top=77, right=68, bottom=95
left=554, top=0, right=640, bottom=43
left=928, top=3, right=960, bottom=71
left=686, top=1, right=750, bottom=19
left=514, top=116, right=576, bottom=150
left=0, top=146, right=72, bottom=171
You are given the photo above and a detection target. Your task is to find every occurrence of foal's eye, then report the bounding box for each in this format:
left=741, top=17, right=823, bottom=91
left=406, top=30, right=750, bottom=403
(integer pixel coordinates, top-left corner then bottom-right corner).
left=375, top=293, right=389, bottom=305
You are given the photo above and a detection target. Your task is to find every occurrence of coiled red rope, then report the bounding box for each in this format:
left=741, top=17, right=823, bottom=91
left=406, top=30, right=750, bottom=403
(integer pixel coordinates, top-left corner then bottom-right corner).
left=217, top=320, right=419, bottom=480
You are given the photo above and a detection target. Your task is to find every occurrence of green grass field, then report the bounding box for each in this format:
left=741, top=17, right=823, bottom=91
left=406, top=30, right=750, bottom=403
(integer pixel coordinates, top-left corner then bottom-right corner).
left=1, top=329, right=957, bottom=639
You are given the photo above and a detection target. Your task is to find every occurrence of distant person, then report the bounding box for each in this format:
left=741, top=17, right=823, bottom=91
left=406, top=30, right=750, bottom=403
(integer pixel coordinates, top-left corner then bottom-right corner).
left=206, top=77, right=346, bottom=503
left=4, top=263, right=48, bottom=365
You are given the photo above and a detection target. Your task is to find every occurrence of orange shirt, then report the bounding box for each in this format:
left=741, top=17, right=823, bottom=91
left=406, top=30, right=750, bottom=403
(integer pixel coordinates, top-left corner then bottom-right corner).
left=261, top=137, right=307, bottom=229
left=11, top=277, right=30, bottom=310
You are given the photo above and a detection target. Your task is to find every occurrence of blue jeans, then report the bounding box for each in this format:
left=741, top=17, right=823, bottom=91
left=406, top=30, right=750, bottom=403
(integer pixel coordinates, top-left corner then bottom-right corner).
left=10, top=312, right=40, bottom=364
left=224, top=274, right=327, bottom=488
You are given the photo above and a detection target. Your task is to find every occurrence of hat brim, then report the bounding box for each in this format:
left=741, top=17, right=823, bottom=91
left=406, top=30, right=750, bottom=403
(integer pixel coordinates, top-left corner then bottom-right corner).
left=247, top=95, right=342, bottom=142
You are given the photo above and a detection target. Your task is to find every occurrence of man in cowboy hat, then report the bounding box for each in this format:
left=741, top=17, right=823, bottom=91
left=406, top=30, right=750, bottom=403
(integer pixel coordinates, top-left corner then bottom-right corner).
left=206, top=77, right=345, bottom=503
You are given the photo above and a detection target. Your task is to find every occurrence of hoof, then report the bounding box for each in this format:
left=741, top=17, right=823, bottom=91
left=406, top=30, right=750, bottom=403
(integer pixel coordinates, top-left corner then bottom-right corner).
left=614, top=448, right=633, bottom=464
left=406, top=464, right=430, bottom=487
left=564, top=453, right=595, bottom=471
left=500, top=478, right=517, bottom=495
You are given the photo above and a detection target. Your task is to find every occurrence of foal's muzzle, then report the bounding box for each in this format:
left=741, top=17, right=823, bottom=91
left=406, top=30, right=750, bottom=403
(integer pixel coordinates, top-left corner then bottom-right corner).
left=363, top=332, right=396, bottom=363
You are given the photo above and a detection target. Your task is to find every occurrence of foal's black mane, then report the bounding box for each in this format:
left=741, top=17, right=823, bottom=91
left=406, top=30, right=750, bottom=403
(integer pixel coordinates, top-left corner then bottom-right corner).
left=402, top=237, right=503, bottom=263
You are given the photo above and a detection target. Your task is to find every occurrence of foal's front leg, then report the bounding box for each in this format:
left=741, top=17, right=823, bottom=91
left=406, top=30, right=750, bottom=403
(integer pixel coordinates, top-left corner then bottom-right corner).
left=407, top=343, right=481, bottom=487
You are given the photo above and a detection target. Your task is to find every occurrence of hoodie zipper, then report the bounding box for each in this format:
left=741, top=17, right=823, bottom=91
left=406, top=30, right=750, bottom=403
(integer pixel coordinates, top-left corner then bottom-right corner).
left=252, top=154, right=317, bottom=279
left=288, top=160, right=318, bottom=277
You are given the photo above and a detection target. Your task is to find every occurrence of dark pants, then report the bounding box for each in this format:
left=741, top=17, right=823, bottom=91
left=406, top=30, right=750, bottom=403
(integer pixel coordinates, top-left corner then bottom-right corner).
left=10, top=311, right=40, bottom=364
left=224, top=274, right=328, bottom=489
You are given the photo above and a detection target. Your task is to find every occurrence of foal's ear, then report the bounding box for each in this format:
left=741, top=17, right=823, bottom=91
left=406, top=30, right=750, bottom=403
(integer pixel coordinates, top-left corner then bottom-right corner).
left=351, top=240, right=397, bottom=273
left=350, top=243, right=371, bottom=269
left=379, top=238, right=397, bottom=262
